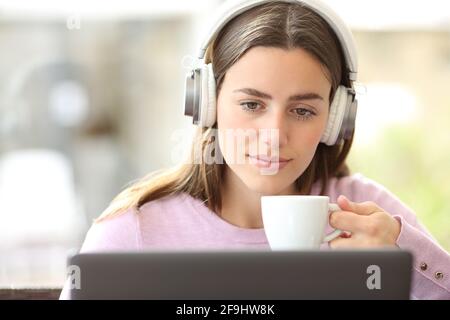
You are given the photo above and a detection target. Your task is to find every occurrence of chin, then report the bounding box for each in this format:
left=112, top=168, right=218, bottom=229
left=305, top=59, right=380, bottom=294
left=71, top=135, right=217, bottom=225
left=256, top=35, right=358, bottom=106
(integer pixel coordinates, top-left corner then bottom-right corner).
left=241, top=174, right=297, bottom=196
left=225, top=161, right=306, bottom=195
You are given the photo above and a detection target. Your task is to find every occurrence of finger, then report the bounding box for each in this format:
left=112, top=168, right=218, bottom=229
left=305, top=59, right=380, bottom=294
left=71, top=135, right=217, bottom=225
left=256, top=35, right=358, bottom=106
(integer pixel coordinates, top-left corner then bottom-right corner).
left=328, top=236, right=361, bottom=249
left=329, top=210, right=368, bottom=233
left=330, top=235, right=399, bottom=249
left=337, top=195, right=381, bottom=216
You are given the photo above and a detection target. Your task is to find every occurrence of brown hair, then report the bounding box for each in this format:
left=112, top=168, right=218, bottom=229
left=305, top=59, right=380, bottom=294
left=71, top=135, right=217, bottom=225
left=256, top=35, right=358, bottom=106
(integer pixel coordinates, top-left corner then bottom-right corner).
left=96, top=1, right=354, bottom=222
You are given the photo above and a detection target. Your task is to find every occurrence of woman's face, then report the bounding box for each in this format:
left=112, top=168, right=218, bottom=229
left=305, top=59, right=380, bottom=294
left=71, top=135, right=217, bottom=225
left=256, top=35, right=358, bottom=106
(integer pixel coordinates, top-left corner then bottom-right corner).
left=216, top=46, right=332, bottom=195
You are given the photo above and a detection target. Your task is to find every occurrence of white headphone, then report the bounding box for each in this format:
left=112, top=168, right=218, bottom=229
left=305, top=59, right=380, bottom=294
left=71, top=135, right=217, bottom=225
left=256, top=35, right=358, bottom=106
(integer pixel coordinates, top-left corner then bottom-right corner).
left=184, top=0, right=358, bottom=146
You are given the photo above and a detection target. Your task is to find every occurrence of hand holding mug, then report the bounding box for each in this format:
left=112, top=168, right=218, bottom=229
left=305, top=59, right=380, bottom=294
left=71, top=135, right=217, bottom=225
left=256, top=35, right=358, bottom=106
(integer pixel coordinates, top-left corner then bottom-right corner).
left=328, top=195, right=401, bottom=248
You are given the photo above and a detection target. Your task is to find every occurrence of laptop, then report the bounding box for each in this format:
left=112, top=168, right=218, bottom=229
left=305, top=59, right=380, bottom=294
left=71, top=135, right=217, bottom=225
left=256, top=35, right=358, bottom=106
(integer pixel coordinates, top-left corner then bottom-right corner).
left=67, top=249, right=412, bottom=300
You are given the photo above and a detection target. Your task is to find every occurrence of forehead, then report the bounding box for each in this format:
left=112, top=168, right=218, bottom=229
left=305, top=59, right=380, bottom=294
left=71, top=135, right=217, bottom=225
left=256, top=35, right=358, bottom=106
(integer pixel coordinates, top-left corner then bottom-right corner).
left=223, top=46, right=331, bottom=94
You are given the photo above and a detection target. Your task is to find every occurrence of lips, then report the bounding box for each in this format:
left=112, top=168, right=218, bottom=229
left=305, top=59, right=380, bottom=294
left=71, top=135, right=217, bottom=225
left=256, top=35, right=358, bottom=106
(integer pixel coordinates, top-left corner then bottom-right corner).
left=247, top=154, right=292, bottom=169
left=248, top=155, right=291, bottom=162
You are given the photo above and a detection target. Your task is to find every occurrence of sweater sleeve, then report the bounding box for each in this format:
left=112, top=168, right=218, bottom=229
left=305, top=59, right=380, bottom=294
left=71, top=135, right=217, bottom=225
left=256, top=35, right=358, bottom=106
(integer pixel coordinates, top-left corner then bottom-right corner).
left=336, top=173, right=450, bottom=300
left=59, top=207, right=141, bottom=299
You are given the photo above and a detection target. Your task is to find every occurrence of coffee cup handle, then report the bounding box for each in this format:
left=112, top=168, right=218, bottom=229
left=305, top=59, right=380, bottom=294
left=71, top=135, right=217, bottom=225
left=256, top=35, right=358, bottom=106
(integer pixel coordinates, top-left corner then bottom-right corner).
left=322, top=203, right=344, bottom=243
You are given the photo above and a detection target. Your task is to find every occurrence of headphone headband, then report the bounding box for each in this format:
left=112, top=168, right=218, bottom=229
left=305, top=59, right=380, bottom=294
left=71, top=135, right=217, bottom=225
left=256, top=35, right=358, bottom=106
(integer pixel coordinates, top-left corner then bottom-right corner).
left=197, top=0, right=358, bottom=81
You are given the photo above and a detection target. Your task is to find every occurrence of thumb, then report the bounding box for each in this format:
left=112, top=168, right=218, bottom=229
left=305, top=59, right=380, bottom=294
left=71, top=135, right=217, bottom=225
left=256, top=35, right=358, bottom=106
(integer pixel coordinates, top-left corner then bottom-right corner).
left=337, top=195, right=379, bottom=216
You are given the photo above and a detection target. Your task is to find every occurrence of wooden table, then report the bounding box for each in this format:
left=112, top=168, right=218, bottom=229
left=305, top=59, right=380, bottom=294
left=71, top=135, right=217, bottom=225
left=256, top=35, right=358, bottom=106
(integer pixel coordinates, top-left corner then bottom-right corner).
left=0, top=288, right=62, bottom=300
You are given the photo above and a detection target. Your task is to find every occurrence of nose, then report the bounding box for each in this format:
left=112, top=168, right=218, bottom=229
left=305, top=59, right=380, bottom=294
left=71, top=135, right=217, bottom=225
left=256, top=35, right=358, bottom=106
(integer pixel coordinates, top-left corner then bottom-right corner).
left=260, top=107, right=289, bottom=149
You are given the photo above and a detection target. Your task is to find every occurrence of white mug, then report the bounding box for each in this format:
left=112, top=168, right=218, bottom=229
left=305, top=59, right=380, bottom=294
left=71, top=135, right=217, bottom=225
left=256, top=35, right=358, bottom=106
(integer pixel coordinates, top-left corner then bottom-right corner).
left=261, top=195, right=343, bottom=250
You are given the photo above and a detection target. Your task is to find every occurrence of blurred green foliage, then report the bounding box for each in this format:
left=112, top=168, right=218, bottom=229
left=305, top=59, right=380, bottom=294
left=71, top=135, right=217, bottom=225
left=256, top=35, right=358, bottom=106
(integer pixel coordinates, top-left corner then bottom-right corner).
left=348, top=125, right=450, bottom=251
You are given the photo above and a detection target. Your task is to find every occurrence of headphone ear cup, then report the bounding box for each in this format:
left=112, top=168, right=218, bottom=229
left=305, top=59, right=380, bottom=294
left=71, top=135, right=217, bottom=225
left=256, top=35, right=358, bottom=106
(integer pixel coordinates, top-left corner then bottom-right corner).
left=205, top=63, right=217, bottom=127
left=321, top=85, right=348, bottom=146
left=198, top=63, right=217, bottom=127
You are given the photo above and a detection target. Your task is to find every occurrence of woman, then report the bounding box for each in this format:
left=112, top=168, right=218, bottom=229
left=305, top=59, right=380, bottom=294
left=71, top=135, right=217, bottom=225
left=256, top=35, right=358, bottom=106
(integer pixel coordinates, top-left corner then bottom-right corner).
left=60, top=0, right=449, bottom=299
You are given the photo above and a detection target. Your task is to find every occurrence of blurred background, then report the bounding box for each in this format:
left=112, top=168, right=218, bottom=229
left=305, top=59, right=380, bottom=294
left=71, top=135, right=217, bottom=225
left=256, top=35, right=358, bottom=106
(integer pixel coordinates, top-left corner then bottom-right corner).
left=0, top=0, right=449, bottom=288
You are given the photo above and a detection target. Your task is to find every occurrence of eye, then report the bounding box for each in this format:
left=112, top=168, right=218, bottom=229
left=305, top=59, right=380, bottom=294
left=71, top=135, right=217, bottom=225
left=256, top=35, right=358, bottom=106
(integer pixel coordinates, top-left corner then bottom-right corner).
left=292, top=108, right=316, bottom=121
left=240, top=102, right=262, bottom=113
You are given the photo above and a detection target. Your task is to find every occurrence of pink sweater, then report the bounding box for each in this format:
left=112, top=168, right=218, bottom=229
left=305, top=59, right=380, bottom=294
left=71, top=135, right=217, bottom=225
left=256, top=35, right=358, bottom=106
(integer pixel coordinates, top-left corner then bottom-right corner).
left=60, top=173, right=450, bottom=299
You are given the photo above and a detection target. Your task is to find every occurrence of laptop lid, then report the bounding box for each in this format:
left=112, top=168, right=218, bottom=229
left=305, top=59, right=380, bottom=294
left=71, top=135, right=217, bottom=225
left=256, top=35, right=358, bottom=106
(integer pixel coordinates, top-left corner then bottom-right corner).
left=68, top=249, right=412, bottom=300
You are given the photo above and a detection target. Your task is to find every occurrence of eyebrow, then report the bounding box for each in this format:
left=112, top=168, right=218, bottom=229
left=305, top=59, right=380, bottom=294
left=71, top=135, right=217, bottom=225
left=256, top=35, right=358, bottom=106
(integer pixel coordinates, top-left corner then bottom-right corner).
left=233, top=88, right=324, bottom=101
